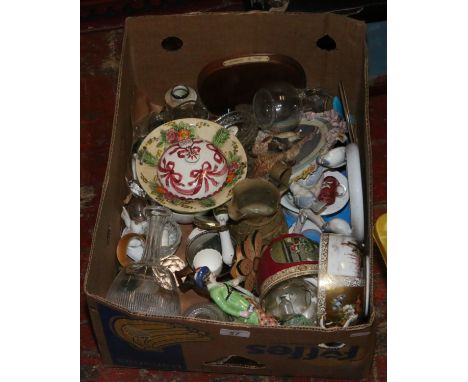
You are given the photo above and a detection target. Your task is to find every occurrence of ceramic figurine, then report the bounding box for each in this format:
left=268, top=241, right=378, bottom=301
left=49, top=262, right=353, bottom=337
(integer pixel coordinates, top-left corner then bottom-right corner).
left=268, top=132, right=304, bottom=152
left=121, top=206, right=148, bottom=236
left=298, top=165, right=327, bottom=188
left=317, top=175, right=341, bottom=206
left=195, top=266, right=278, bottom=326
left=299, top=209, right=352, bottom=236
left=174, top=266, right=200, bottom=294
left=298, top=209, right=326, bottom=231
left=317, top=146, right=346, bottom=168
left=289, top=182, right=326, bottom=213
left=303, top=109, right=348, bottom=148
left=291, top=210, right=308, bottom=234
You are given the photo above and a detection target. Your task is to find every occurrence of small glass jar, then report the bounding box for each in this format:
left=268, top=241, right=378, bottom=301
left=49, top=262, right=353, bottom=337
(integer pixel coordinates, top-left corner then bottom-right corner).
left=261, top=277, right=318, bottom=324
left=184, top=303, right=232, bottom=322
left=165, top=99, right=209, bottom=121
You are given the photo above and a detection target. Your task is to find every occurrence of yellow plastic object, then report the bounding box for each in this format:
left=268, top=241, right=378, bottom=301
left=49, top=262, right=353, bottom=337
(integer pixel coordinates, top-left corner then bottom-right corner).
left=373, top=213, right=387, bottom=265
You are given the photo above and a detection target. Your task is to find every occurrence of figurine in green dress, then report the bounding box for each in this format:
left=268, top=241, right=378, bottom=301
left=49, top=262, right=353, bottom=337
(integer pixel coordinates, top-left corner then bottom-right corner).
left=194, top=266, right=277, bottom=326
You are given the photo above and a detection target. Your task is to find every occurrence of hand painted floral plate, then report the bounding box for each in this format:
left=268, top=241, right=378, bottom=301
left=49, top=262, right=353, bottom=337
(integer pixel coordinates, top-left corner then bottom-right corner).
left=136, top=118, right=247, bottom=213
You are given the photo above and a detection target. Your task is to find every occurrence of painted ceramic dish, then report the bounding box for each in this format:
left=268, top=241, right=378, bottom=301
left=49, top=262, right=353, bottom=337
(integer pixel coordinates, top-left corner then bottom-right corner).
left=136, top=119, right=247, bottom=213
left=290, top=118, right=331, bottom=182
left=281, top=171, right=349, bottom=216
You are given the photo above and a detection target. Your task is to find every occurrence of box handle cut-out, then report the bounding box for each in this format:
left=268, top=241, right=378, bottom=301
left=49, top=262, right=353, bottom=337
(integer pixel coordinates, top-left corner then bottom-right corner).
left=161, top=36, right=183, bottom=51
left=316, top=35, right=337, bottom=51
left=204, top=355, right=265, bottom=369
left=318, top=342, right=346, bottom=350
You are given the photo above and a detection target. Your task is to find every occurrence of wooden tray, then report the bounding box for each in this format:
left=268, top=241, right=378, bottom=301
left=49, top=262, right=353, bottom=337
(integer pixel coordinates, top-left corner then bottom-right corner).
left=197, top=53, right=307, bottom=115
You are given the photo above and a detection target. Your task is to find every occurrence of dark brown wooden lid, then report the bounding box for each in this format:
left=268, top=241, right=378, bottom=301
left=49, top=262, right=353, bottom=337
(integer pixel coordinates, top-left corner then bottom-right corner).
left=197, top=53, right=307, bottom=115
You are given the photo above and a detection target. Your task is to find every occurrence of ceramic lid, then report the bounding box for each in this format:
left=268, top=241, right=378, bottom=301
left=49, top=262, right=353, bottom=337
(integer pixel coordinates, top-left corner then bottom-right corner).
left=136, top=118, right=247, bottom=213
left=158, top=138, right=228, bottom=200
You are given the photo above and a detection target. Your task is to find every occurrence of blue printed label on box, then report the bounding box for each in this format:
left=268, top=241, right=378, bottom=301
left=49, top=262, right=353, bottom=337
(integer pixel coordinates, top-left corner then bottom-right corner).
left=98, top=304, right=210, bottom=369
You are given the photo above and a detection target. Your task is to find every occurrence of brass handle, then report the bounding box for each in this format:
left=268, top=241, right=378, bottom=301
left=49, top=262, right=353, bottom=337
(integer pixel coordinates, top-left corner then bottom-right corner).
left=193, top=216, right=228, bottom=232
left=268, top=160, right=291, bottom=196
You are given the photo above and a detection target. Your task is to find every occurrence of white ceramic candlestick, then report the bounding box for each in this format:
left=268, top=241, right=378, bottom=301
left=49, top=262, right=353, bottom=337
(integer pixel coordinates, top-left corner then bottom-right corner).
left=213, top=210, right=235, bottom=266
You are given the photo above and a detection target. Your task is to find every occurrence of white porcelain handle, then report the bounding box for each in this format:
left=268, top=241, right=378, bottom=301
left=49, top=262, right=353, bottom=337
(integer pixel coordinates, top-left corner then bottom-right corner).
left=220, top=230, right=235, bottom=266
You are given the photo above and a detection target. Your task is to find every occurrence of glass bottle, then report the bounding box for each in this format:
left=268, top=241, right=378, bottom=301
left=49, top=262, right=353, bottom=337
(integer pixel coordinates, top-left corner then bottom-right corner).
left=252, top=81, right=333, bottom=133
left=106, top=206, right=181, bottom=316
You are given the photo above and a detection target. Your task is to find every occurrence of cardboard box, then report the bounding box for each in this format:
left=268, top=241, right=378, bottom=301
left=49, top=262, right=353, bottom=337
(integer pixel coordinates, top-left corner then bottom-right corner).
left=84, top=11, right=375, bottom=378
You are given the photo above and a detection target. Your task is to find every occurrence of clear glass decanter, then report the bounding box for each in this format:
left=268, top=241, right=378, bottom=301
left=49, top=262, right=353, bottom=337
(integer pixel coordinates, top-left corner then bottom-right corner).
left=252, top=81, right=332, bottom=133
left=106, top=205, right=181, bottom=316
